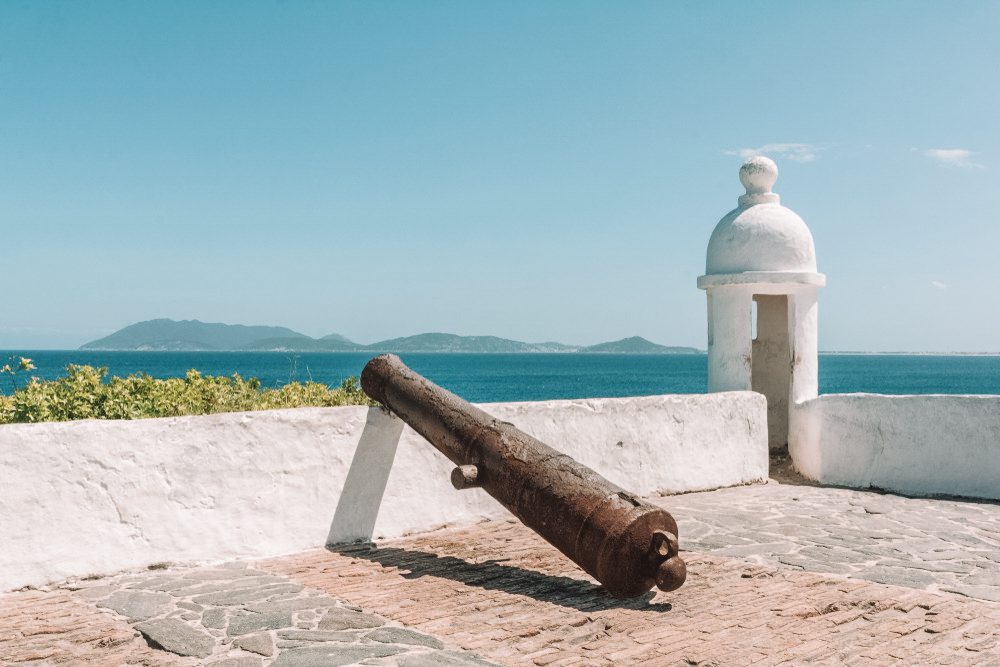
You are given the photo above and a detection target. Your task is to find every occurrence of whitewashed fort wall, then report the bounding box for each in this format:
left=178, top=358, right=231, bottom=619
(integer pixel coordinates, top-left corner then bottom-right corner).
left=789, top=393, right=1000, bottom=499
left=0, top=392, right=766, bottom=592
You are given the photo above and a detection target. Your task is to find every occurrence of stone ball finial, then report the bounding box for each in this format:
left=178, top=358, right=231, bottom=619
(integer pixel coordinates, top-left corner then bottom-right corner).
left=739, top=156, right=778, bottom=195
left=737, top=156, right=779, bottom=207
left=706, top=153, right=819, bottom=275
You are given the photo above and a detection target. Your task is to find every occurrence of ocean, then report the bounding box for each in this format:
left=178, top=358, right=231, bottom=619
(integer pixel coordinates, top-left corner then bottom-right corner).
left=2, top=351, right=999, bottom=402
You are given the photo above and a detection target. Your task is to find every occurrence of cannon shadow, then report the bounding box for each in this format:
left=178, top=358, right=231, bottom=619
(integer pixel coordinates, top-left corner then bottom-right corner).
left=327, top=543, right=674, bottom=613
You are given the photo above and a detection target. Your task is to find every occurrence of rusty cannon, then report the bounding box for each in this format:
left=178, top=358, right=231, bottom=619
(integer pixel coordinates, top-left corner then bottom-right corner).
left=360, top=354, right=686, bottom=598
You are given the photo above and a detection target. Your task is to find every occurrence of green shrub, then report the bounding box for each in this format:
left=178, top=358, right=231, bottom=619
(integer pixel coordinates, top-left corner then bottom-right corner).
left=0, top=365, right=373, bottom=424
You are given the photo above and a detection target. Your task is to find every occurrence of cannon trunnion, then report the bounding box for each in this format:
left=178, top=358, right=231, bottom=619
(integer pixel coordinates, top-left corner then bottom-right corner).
left=360, top=354, right=687, bottom=598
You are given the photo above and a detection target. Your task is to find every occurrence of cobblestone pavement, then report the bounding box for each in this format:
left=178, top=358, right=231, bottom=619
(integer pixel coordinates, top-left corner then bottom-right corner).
left=1, top=562, right=494, bottom=666
left=5, top=478, right=1000, bottom=665
left=266, top=520, right=1000, bottom=665
left=662, top=474, right=1000, bottom=603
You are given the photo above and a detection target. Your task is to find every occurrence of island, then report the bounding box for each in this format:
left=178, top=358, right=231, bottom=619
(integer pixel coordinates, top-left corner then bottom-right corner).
left=81, top=319, right=702, bottom=354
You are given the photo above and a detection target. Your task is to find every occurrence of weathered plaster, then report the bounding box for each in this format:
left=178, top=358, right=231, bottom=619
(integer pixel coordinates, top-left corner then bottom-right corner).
left=790, top=394, right=1000, bottom=500
left=0, top=392, right=767, bottom=592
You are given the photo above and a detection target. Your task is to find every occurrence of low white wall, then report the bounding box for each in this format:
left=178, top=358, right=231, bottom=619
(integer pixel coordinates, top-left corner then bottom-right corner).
left=0, top=392, right=767, bottom=592
left=790, top=393, right=1000, bottom=499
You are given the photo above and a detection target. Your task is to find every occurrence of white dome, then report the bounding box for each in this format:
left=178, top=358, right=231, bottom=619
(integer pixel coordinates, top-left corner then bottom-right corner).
left=705, top=157, right=818, bottom=275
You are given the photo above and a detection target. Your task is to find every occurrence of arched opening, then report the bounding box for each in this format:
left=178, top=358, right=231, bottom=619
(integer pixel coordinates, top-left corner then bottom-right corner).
left=751, top=294, right=792, bottom=451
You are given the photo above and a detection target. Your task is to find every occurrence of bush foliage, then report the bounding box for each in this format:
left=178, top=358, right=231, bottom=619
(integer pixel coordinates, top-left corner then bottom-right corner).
left=0, top=364, right=373, bottom=424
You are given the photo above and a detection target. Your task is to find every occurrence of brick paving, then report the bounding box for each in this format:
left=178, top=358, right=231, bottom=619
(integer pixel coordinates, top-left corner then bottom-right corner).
left=264, top=520, right=1000, bottom=665
left=0, top=588, right=184, bottom=666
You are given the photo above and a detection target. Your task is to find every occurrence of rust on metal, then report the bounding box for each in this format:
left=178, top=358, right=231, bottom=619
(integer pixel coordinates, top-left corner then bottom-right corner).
left=450, top=464, right=481, bottom=490
left=360, top=354, right=687, bottom=597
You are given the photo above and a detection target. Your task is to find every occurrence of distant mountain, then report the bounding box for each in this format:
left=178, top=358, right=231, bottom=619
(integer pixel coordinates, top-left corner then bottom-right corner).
left=81, top=319, right=703, bottom=354
left=320, top=333, right=354, bottom=344
left=81, top=319, right=313, bottom=351
left=580, top=336, right=699, bottom=354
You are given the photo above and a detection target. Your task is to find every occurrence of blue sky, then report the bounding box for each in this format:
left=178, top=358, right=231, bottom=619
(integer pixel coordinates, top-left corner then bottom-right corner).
left=2, top=1, right=998, bottom=351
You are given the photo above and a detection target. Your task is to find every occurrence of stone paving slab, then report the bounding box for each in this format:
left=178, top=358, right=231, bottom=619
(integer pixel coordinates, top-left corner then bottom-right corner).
left=0, top=562, right=495, bottom=666
left=662, top=477, right=1000, bottom=602
left=264, top=520, right=1000, bottom=665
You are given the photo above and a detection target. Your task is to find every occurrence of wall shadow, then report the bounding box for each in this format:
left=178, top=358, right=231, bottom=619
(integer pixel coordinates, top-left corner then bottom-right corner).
left=769, top=453, right=1000, bottom=505
left=328, top=543, right=674, bottom=613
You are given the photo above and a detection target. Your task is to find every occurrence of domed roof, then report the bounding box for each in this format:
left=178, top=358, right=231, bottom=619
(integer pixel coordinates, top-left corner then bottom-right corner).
left=705, top=156, right=818, bottom=275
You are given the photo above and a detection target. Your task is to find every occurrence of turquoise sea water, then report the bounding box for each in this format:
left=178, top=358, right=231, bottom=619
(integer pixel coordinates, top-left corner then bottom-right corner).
left=2, top=351, right=999, bottom=402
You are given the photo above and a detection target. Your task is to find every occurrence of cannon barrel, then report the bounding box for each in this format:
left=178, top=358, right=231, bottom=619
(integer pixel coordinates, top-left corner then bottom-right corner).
left=360, top=354, right=686, bottom=598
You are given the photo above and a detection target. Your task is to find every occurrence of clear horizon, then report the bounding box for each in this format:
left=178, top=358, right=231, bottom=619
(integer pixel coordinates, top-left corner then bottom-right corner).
left=4, top=315, right=1000, bottom=355
left=3, top=2, right=999, bottom=352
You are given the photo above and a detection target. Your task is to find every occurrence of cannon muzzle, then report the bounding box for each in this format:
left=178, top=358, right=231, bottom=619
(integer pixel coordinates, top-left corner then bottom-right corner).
left=360, top=354, right=686, bottom=598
